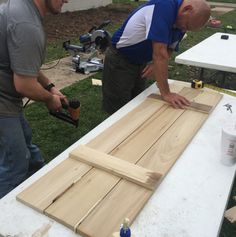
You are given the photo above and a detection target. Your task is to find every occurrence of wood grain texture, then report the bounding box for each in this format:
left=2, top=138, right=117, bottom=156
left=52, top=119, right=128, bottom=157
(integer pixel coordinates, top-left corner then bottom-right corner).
left=76, top=111, right=209, bottom=237
left=16, top=158, right=91, bottom=212
left=45, top=168, right=118, bottom=230
left=70, top=145, right=162, bottom=190
left=88, top=86, right=201, bottom=155
left=45, top=103, right=182, bottom=230
left=76, top=88, right=222, bottom=237
left=77, top=180, right=152, bottom=237
left=148, top=93, right=213, bottom=113
left=44, top=102, right=171, bottom=230
left=87, top=98, right=165, bottom=153
left=17, top=82, right=223, bottom=237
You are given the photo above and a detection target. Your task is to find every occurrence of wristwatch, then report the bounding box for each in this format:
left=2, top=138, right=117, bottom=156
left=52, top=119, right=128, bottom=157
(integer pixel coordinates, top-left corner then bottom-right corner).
left=44, top=83, right=55, bottom=91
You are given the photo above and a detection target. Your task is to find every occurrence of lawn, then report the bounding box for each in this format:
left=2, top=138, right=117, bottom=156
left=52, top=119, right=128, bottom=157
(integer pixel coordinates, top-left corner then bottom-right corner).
left=24, top=1, right=236, bottom=236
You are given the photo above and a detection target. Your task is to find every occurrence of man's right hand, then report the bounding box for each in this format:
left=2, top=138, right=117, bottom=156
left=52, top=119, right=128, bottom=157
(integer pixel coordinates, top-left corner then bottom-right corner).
left=45, top=94, right=62, bottom=112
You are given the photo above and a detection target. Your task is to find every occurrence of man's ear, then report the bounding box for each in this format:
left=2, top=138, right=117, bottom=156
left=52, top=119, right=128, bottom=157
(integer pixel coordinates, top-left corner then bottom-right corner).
left=182, top=4, right=193, bottom=14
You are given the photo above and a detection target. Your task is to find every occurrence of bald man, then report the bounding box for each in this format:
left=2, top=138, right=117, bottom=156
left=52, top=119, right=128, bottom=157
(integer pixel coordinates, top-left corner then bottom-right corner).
left=0, top=0, right=68, bottom=198
left=102, top=0, right=211, bottom=114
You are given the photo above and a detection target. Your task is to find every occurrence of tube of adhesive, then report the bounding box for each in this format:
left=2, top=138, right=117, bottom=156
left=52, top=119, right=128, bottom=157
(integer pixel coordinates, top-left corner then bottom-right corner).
left=120, top=218, right=131, bottom=237
left=112, top=218, right=135, bottom=237
left=221, top=122, right=236, bottom=166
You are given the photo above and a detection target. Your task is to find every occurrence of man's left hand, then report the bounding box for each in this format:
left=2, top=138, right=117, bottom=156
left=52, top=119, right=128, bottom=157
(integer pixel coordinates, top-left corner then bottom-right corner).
left=50, top=87, right=68, bottom=104
left=142, top=64, right=154, bottom=78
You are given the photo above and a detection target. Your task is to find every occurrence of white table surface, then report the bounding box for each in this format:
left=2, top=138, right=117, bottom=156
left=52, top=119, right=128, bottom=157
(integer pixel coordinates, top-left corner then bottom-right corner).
left=175, top=32, right=236, bottom=73
left=1, top=80, right=236, bottom=237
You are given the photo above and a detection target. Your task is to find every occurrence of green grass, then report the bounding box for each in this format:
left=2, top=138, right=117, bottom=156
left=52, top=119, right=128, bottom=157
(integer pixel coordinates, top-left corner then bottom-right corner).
left=25, top=72, right=109, bottom=162
left=24, top=2, right=236, bottom=237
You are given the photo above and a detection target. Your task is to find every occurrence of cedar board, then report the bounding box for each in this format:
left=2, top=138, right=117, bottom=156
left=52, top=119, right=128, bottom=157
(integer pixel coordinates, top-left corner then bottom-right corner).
left=17, top=83, right=222, bottom=237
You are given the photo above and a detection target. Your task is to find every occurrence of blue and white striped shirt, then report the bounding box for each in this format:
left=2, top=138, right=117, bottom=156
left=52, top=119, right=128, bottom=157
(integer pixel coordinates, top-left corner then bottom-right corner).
left=112, top=0, right=184, bottom=64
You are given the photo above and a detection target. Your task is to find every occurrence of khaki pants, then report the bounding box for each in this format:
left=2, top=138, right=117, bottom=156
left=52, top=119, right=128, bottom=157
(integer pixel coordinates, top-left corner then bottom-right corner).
left=102, top=47, right=146, bottom=114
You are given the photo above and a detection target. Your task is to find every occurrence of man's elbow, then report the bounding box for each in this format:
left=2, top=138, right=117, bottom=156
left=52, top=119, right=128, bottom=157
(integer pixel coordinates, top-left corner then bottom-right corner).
left=13, top=74, right=34, bottom=95
left=14, top=82, right=26, bottom=95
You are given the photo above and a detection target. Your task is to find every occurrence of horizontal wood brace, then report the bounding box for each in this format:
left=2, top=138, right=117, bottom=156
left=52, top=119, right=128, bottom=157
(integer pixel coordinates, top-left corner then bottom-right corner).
left=69, top=145, right=162, bottom=190
left=148, top=94, right=213, bottom=114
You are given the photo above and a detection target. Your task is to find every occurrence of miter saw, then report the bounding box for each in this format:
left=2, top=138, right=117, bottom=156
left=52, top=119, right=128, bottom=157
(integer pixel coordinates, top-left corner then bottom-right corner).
left=63, top=20, right=111, bottom=74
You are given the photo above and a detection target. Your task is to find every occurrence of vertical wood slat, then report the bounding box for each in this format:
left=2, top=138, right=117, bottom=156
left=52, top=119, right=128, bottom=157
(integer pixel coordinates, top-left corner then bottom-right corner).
left=87, top=85, right=194, bottom=153
left=16, top=158, right=91, bottom=212
left=45, top=168, right=119, bottom=229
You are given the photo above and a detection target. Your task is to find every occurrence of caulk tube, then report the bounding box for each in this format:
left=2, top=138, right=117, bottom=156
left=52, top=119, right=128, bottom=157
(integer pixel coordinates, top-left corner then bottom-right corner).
left=221, top=122, right=236, bottom=166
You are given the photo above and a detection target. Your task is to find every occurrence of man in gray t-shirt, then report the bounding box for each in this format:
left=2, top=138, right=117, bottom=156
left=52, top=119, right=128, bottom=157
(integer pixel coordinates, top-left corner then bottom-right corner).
left=0, top=0, right=68, bottom=198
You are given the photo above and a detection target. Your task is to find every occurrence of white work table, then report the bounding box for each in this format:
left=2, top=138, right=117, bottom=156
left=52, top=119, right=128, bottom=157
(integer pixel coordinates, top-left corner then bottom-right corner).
left=0, top=80, right=236, bottom=237
left=175, top=32, right=236, bottom=73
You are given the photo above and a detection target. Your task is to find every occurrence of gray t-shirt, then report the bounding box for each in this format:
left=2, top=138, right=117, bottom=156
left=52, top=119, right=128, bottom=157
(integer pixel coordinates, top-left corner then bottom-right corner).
left=0, top=0, right=45, bottom=116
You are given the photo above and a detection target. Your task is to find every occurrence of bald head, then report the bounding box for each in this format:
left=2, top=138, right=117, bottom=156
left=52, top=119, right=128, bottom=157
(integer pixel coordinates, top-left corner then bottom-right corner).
left=176, top=0, right=211, bottom=32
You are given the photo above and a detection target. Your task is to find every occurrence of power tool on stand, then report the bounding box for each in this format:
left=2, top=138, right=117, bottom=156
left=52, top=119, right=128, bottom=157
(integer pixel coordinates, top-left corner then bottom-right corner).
left=50, top=99, right=81, bottom=127
left=63, top=20, right=111, bottom=74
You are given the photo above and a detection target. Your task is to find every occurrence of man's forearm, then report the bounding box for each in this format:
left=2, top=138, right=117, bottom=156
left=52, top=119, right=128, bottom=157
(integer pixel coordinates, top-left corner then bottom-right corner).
left=152, top=41, right=171, bottom=96
left=37, top=71, right=51, bottom=88
left=153, top=58, right=170, bottom=96
left=14, top=73, right=53, bottom=103
left=151, top=42, right=190, bottom=108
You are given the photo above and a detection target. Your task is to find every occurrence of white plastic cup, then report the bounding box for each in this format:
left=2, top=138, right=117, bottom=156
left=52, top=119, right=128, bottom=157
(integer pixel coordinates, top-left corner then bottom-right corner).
left=221, top=123, right=236, bottom=166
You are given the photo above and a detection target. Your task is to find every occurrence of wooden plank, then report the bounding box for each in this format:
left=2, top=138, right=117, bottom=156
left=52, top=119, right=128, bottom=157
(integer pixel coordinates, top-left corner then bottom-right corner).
left=225, top=206, right=236, bottom=223
left=148, top=93, right=213, bottom=114
left=77, top=110, right=209, bottom=237
left=76, top=109, right=205, bottom=236
left=17, top=82, right=223, bottom=237
left=109, top=105, right=184, bottom=163
left=88, top=86, right=201, bottom=154
left=88, top=98, right=166, bottom=153
left=78, top=180, right=151, bottom=237
left=21, top=83, right=203, bottom=232
left=16, top=87, right=167, bottom=213
left=189, top=88, right=223, bottom=107
left=70, top=145, right=162, bottom=190
left=16, top=158, right=91, bottom=212
left=45, top=169, right=119, bottom=230
left=77, top=90, right=222, bottom=237
left=176, top=85, right=203, bottom=98
left=45, top=103, right=185, bottom=230
left=138, top=110, right=208, bottom=174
